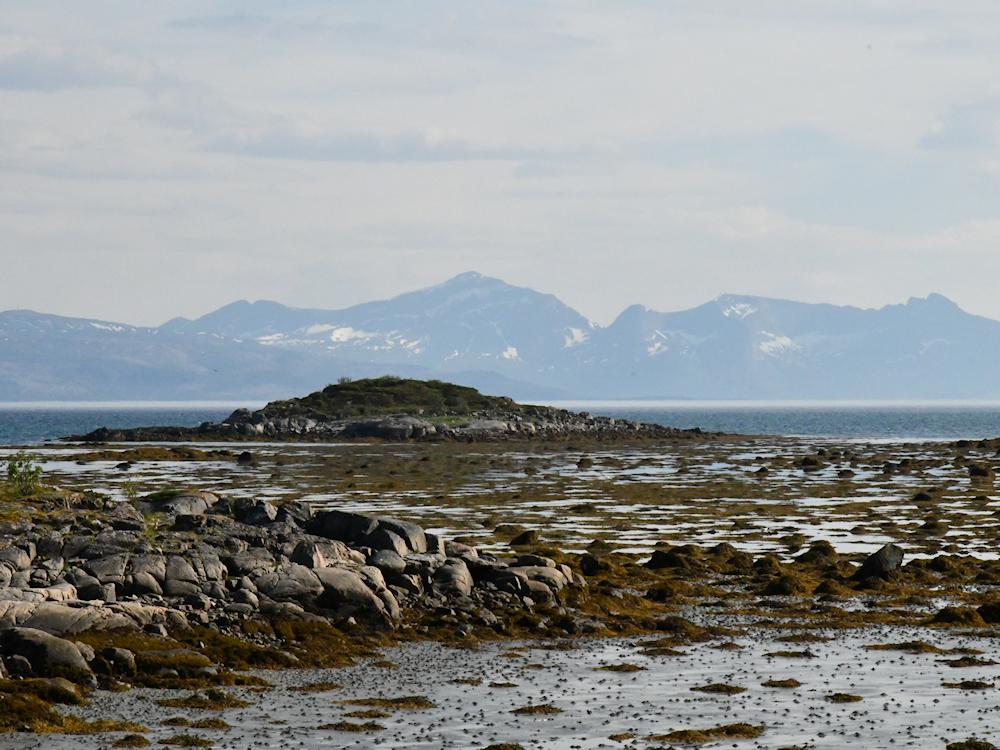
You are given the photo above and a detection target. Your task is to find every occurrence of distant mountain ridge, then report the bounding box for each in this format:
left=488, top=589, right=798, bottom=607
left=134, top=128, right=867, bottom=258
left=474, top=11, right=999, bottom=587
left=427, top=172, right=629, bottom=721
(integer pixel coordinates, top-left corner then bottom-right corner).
left=2, top=273, right=998, bottom=401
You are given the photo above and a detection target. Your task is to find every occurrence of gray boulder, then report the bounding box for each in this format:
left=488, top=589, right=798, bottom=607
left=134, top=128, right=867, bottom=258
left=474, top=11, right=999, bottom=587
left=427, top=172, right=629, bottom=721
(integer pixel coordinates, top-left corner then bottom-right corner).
left=0, top=627, right=92, bottom=682
left=109, top=503, right=146, bottom=531
left=147, top=490, right=219, bottom=516
left=290, top=541, right=327, bottom=569
left=434, top=558, right=474, bottom=597
left=254, top=564, right=323, bottom=601
left=223, top=549, right=275, bottom=577
left=0, top=546, right=32, bottom=571
left=163, top=555, right=201, bottom=597
left=367, top=528, right=409, bottom=556
left=368, top=549, right=406, bottom=576
left=236, top=499, right=279, bottom=526
left=314, top=567, right=385, bottom=614
left=124, top=571, right=162, bottom=597
left=85, top=554, right=128, bottom=585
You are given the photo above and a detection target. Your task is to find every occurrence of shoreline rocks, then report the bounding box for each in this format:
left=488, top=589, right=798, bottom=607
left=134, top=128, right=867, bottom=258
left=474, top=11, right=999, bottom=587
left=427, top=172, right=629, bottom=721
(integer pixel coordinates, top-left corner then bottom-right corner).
left=69, top=409, right=699, bottom=444
left=0, top=492, right=590, bottom=683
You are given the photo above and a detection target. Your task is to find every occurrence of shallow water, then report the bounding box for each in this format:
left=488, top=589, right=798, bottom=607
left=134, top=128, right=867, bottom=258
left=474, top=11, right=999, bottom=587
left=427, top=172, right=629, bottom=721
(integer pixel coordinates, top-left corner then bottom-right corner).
left=3, top=624, right=998, bottom=749
left=5, top=435, right=998, bottom=560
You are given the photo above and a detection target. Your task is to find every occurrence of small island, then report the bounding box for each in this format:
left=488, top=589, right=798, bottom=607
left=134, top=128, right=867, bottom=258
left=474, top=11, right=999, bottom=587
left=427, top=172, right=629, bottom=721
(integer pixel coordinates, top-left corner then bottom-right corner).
left=69, top=376, right=705, bottom=442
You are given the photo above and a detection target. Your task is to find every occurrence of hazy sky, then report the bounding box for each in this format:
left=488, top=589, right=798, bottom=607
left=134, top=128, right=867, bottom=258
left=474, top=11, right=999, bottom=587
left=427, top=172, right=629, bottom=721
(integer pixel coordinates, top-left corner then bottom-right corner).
left=3, top=2, right=1000, bottom=326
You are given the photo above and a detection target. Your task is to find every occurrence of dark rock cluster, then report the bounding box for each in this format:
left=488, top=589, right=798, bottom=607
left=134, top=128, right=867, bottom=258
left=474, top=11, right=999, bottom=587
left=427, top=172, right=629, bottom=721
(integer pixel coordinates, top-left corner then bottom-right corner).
left=73, top=409, right=692, bottom=443
left=0, top=491, right=585, bottom=683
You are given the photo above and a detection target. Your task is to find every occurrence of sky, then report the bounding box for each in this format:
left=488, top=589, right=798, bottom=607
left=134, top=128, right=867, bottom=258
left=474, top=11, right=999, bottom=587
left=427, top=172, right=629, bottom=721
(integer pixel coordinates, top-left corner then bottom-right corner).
left=3, top=1, right=1000, bottom=326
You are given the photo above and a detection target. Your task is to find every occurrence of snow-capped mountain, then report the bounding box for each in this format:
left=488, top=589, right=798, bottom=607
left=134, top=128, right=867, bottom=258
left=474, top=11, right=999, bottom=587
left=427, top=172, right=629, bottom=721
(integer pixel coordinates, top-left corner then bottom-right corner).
left=3, top=274, right=1000, bottom=401
left=566, top=292, right=1000, bottom=398
left=161, top=272, right=593, bottom=383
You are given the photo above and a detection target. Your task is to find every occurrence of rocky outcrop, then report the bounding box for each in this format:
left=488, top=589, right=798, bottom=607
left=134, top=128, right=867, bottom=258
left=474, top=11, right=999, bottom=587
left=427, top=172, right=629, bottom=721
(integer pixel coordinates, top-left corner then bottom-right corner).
left=67, top=379, right=702, bottom=443
left=0, top=490, right=586, bottom=667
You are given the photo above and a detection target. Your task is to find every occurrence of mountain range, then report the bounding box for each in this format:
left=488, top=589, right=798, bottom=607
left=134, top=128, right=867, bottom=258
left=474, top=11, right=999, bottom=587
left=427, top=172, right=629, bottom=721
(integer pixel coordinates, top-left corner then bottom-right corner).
left=2, top=272, right=999, bottom=401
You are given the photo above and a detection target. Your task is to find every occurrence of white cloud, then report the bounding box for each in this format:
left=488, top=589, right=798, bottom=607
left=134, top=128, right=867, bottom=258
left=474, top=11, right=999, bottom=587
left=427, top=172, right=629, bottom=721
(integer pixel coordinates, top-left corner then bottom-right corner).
left=0, top=40, right=165, bottom=91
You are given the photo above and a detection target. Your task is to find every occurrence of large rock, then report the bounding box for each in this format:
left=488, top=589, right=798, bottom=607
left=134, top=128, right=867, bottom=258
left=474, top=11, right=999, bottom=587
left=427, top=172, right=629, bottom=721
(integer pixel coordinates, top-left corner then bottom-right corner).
left=314, top=567, right=385, bottom=614
left=223, top=549, right=276, bottom=577
left=147, top=490, right=219, bottom=516
left=309, top=510, right=377, bottom=542
left=163, top=555, right=201, bottom=597
left=342, top=416, right=437, bottom=440
left=235, top=499, right=279, bottom=526
left=309, top=510, right=427, bottom=554
left=368, top=550, right=406, bottom=576
left=0, top=546, right=33, bottom=571
left=377, top=518, right=427, bottom=554
left=85, top=554, right=128, bottom=586
left=254, top=564, right=323, bottom=601
left=510, top=565, right=569, bottom=592
left=367, top=528, right=409, bottom=557
left=434, top=558, right=473, bottom=597
left=0, top=627, right=91, bottom=682
left=290, top=541, right=327, bottom=569
left=107, top=502, right=146, bottom=532
left=853, top=543, right=904, bottom=580
left=129, top=555, right=167, bottom=583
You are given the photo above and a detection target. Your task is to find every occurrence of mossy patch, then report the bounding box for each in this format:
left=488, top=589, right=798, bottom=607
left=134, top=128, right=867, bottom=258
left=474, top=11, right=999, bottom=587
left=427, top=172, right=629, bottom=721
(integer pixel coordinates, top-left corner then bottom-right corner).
left=114, top=736, right=151, bottom=748
left=512, top=704, right=562, bottom=715
left=339, top=696, right=435, bottom=710
left=289, top=681, right=342, bottom=693
left=594, top=663, right=645, bottom=673
left=650, top=723, right=764, bottom=744
left=155, top=690, right=251, bottom=711
left=319, top=721, right=384, bottom=732
left=160, top=735, right=213, bottom=747
left=691, top=683, right=746, bottom=695
left=827, top=693, right=863, bottom=703
left=762, top=678, right=801, bottom=688
left=0, top=692, right=146, bottom=735
left=943, top=681, right=994, bottom=690
left=343, top=709, right=391, bottom=719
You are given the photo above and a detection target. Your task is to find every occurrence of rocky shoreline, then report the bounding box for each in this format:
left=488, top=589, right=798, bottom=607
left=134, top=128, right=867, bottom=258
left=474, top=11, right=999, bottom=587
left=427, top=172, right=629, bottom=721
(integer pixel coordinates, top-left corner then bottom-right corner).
left=70, top=407, right=701, bottom=443
left=0, top=488, right=592, bottom=659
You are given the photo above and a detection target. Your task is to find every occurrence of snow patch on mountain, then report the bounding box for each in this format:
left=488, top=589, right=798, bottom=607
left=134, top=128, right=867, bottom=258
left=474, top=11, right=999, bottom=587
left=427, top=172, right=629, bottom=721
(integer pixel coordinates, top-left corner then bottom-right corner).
left=758, top=331, right=799, bottom=357
left=328, top=326, right=373, bottom=343
left=564, top=327, right=589, bottom=348
left=646, top=330, right=671, bottom=356
left=723, top=303, right=758, bottom=319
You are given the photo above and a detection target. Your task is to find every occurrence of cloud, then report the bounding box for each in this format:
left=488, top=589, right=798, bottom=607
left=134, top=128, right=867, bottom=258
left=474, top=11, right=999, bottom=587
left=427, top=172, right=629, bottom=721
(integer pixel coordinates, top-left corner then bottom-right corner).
left=920, top=99, right=1000, bottom=151
left=204, top=127, right=541, bottom=163
left=0, top=43, right=165, bottom=92
left=167, top=3, right=592, bottom=57
left=168, top=11, right=274, bottom=33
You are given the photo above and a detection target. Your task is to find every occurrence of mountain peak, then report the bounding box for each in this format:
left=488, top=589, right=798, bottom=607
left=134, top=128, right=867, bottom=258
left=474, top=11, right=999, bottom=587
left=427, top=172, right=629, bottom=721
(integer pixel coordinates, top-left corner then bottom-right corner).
left=713, top=294, right=762, bottom=319
left=906, top=292, right=960, bottom=311
left=442, top=271, right=486, bottom=286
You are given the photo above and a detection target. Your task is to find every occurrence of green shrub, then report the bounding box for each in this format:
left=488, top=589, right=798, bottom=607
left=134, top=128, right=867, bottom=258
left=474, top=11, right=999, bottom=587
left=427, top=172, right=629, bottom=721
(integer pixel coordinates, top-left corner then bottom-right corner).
left=4, top=451, right=42, bottom=496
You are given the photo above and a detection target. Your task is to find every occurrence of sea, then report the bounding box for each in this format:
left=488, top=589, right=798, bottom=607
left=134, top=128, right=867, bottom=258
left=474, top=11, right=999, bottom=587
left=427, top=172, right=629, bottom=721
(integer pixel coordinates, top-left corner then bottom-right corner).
left=2, top=401, right=1000, bottom=445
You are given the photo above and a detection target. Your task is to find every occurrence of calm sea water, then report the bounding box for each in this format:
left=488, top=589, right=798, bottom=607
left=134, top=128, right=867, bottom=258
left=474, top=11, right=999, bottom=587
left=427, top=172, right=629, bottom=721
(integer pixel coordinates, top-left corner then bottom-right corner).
left=0, top=405, right=244, bottom=445
left=553, top=401, right=1000, bottom=442
left=2, top=401, right=1000, bottom=445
